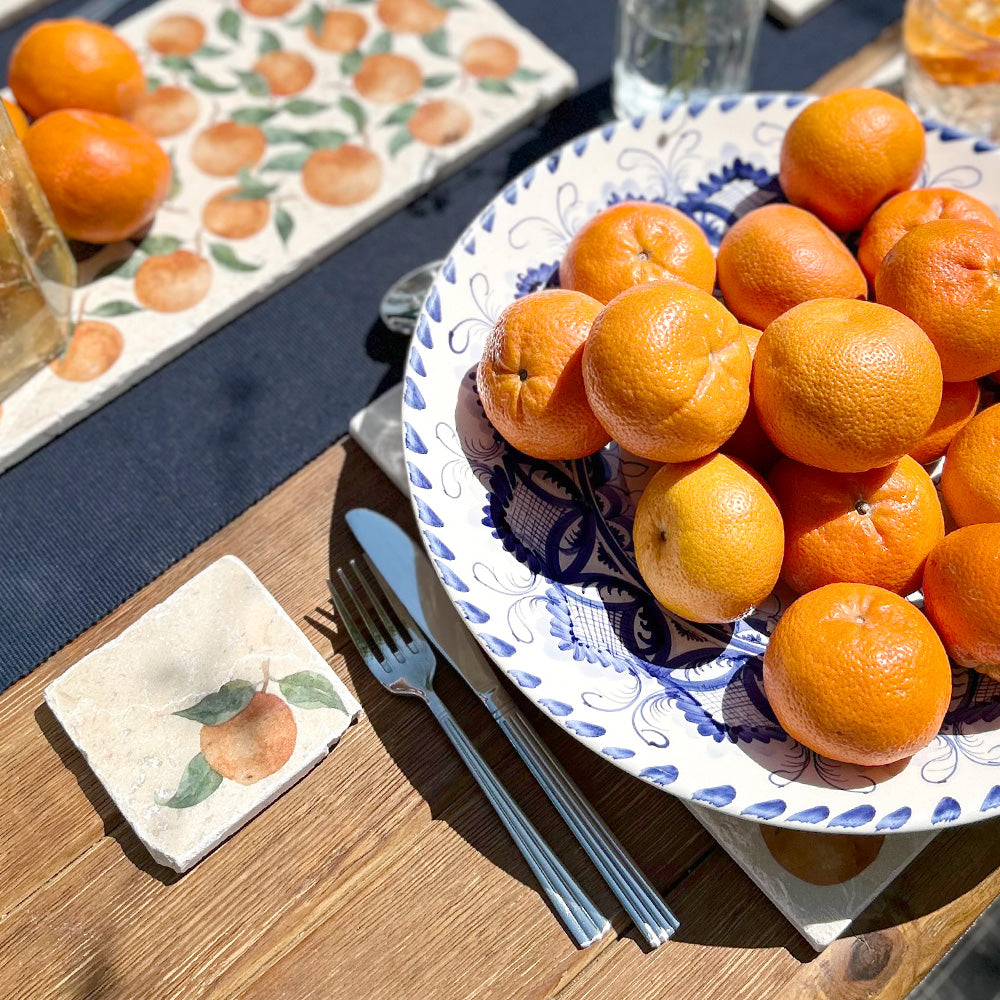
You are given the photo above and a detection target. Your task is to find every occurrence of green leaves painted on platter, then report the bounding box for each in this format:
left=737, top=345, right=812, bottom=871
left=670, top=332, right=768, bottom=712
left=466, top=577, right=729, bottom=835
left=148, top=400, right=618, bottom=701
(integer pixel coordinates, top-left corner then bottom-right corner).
left=278, top=671, right=346, bottom=711
left=89, top=300, right=143, bottom=317
left=174, top=679, right=255, bottom=725
left=275, top=205, right=294, bottom=245
left=210, top=243, right=262, bottom=272
left=218, top=8, right=241, bottom=41
left=162, top=753, right=223, bottom=809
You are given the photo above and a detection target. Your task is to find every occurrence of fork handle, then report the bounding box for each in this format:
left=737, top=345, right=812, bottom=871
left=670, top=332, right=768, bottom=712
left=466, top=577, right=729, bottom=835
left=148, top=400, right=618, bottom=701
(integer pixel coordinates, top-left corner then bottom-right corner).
left=496, top=709, right=678, bottom=946
left=423, top=690, right=610, bottom=948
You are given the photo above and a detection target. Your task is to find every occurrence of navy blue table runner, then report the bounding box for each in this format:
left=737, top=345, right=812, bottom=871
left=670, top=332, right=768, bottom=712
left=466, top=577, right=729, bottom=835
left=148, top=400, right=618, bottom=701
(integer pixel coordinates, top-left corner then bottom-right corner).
left=0, top=0, right=905, bottom=689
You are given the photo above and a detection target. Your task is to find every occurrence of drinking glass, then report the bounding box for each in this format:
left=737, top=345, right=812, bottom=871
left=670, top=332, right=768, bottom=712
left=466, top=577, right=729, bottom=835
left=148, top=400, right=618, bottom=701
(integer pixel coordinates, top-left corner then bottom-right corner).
left=612, top=0, right=767, bottom=121
left=903, top=0, right=1000, bottom=142
left=0, top=103, right=76, bottom=402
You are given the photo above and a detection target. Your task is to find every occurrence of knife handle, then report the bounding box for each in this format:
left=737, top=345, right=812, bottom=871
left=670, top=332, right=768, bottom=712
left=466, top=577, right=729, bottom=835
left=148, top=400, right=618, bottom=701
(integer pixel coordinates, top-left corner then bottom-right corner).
left=423, top=690, right=610, bottom=948
left=493, top=707, right=679, bottom=946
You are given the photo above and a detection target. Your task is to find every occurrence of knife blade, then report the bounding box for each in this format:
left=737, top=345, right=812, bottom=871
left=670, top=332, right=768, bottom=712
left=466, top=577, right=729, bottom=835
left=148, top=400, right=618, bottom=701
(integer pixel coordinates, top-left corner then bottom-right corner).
left=345, top=505, right=679, bottom=945
left=345, top=507, right=516, bottom=718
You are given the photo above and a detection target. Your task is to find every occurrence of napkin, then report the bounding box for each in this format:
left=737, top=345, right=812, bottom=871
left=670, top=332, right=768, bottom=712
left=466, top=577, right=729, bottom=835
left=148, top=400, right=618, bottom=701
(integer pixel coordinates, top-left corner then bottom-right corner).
left=350, top=381, right=937, bottom=951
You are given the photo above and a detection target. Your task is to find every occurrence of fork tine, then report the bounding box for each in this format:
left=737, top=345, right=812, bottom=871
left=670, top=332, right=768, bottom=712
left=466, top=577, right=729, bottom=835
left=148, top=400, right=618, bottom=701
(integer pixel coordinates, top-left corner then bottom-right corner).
left=337, top=562, right=398, bottom=662
left=350, top=559, right=414, bottom=653
left=326, top=576, right=380, bottom=671
left=357, top=555, right=423, bottom=650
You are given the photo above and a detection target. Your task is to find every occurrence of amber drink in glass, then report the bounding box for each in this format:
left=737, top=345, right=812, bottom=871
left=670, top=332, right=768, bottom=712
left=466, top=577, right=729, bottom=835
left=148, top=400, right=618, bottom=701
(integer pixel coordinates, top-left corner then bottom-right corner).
left=0, top=102, right=75, bottom=402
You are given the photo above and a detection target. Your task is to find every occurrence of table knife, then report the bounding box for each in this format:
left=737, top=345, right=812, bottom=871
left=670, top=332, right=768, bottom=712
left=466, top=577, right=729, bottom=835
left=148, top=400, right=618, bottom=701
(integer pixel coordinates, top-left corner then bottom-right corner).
left=345, top=506, right=679, bottom=946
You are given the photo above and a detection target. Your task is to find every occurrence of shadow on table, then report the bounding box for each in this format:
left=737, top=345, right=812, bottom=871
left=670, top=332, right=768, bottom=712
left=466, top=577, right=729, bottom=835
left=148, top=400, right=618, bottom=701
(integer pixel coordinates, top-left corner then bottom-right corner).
left=34, top=702, right=181, bottom=887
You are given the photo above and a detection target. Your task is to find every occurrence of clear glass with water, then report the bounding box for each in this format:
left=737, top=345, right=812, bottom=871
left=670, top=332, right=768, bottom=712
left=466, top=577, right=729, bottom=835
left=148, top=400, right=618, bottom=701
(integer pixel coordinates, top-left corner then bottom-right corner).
left=612, top=0, right=766, bottom=120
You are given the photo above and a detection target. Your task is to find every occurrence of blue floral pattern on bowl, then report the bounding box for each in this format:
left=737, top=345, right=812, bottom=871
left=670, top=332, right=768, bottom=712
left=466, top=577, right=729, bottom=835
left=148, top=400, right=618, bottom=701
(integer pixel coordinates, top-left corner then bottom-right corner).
left=402, top=92, right=1000, bottom=834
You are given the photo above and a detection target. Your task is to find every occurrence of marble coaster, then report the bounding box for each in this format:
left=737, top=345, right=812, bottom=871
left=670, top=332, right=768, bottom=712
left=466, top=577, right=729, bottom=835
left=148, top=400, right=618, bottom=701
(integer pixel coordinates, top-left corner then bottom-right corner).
left=351, top=383, right=936, bottom=951
left=0, top=0, right=577, bottom=474
left=44, top=555, right=361, bottom=872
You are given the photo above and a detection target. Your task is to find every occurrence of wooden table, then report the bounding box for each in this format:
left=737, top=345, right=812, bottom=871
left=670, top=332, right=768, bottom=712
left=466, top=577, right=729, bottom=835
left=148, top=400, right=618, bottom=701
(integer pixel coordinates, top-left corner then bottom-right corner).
left=4, top=24, right=1000, bottom=1000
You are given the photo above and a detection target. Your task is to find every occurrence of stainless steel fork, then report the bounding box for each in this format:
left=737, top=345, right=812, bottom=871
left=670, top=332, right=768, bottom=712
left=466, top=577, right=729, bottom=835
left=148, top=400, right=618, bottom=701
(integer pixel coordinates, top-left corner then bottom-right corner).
left=327, top=560, right=611, bottom=948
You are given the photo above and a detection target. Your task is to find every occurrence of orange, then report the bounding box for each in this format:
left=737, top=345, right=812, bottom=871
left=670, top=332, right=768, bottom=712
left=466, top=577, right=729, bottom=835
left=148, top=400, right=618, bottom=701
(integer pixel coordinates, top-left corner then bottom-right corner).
left=763, top=583, right=952, bottom=766
left=476, top=289, right=610, bottom=460
left=302, top=145, right=382, bottom=205
left=200, top=692, right=297, bottom=785
left=939, top=401, right=1000, bottom=526
left=753, top=298, right=942, bottom=473
left=128, top=85, right=199, bottom=138
left=353, top=52, right=422, bottom=102
left=779, top=88, right=925, bottom=234
left=9, top=18, right=146, bottom=120
left=307, top=9, right=368, bottom=51
left=460, top=37, right=519, bottom=79
left=632, top=453, right=783, bottom=624
left=716, top=203, right=867, bottom=331
left=49, top=320, right=123, bottom=382
left=874, top=219, right=1000, bottom=382
left=407, top=99, right=472, bottom=146
left=768, top=454, right=944, bottom=597
left=252, top=50, right=315, bottom=96
left=147, top=14, right=206, bottom=56
left=191, top=121, right=266, bottom=176
left=376, top=0, right=447, bottom=33
left=22, top=109, right=171, bottom=244
left=857, top=187, right=1000, bottom=287
left=559, top=200, right=715, bottom=305
left=922, top=523, right=1000, bottom=676
left=720, top=325, right=782, bottom=473
left=909, top=379, right=980, bottom=465
left=582, top=278, right=750, bottom=462
left=134, top=250, right=212, bottom=312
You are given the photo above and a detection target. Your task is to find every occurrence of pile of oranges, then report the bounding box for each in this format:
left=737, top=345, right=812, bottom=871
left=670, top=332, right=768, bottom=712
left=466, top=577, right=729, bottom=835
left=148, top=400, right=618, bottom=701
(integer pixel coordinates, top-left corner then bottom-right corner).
left=4, top=18, right=171, bottom=244
left=476, top=87, right=1000, bottom=769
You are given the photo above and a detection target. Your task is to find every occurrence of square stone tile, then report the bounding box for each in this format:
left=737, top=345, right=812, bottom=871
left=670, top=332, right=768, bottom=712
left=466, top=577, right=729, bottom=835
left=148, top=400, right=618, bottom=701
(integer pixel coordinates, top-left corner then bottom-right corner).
left=45, top=555, right=360, bottom=872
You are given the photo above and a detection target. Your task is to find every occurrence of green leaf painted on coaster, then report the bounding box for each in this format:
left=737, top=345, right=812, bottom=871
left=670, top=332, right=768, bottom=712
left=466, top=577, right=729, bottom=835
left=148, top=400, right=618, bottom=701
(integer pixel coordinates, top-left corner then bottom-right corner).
left=210, top=243, right=262, bottom=272
left=284, top=97, right=329, bottom=116
left=259, top=28, right=282, bottom=54
left=421, top=28, right=449, bottom=57
left=89, top=300, right=143, bottom=317
left=235, top=70, right=270, bottom=97
left=511, top=66, right=545, bottom=82
left=275, top=205, right=294, bottom=245
left=278, top=672, right=346, bottom=711
left=338, top=95, right=366, bottom=132
left=263, top=125, right=303, bottom=144
left=262, top=149, right=312, bottom=171
left=161, top=55, right=195, bottom=74
left=477, top=78, right=515, bottom=96
left=423, top=73, right=454, bottom=89
left=340, top=50, right=363, bottom=77
left=93, top=255, right=144, bottom=281
left=161, top=754, right=223, bottom=809
left=388, top=127, right=414, bottom=157
left=232, top=169, right=279, bottom=199
left=139, top=234, right=184, bottom=256
left=367, top=29, right=392, bottom=54
left=195, top=44, right=230, bottom=59
left=174, top=679, right=255, bottom=725
left=190, top=74, right=238, bottom=94
left=299, top=129, right=346, bottom=149
left=218, top=8, right=241, bottom=41
left=306, top=2, right=326, bottom=35
left=382, top=103, right=416, bottom=126
left=231, top=106, right=279, bottom=125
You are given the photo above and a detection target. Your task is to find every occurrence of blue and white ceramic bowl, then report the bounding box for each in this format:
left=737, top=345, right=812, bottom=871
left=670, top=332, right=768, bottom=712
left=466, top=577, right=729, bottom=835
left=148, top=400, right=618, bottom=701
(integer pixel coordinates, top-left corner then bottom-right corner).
left=401, top=92, right=1000, bottom=834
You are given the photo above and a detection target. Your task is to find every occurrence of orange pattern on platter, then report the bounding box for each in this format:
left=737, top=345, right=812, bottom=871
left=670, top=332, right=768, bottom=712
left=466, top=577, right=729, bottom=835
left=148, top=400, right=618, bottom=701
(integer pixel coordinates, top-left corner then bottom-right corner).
left=50, top=320, right=124, bottom=382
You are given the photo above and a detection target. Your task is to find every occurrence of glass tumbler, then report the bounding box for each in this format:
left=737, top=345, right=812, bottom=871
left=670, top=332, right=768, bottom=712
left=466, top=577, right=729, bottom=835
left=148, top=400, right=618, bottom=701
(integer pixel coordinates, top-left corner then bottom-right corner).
left=0, top=102, right=76, bottom=403
left=903, top=0, right=1000, bottom=142
left=612, top=0, right=767, bottom=121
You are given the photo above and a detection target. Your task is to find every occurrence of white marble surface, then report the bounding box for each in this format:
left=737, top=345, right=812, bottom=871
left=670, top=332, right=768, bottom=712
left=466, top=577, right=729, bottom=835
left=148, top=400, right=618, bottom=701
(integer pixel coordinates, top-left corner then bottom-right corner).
left=45, top=555, right=361, bottom=872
